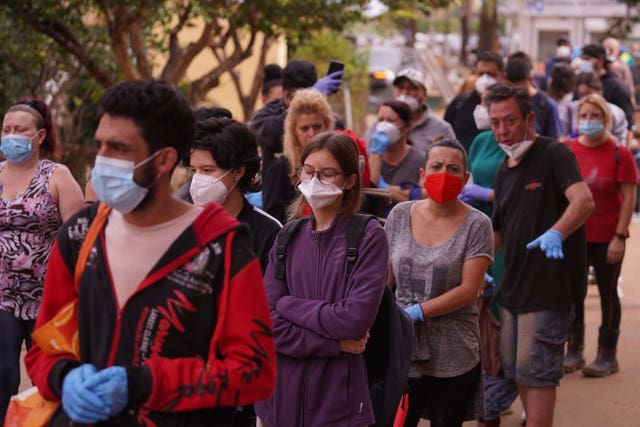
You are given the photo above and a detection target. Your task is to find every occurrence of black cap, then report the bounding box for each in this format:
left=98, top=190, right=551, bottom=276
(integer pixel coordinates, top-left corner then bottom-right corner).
left=582, top=44, right=607, bottom=61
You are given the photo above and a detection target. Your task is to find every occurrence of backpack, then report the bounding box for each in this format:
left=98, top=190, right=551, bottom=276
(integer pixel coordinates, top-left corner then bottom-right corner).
left=274, top=214, right=413, bottom=427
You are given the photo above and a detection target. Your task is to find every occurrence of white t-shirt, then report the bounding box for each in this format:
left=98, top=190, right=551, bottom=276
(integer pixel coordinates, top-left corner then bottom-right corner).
left=105, top=206, right=202, bottom=307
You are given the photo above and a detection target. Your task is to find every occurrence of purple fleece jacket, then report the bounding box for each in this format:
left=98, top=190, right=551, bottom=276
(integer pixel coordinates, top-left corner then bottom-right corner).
left=254, top=214, right=388, bottom=427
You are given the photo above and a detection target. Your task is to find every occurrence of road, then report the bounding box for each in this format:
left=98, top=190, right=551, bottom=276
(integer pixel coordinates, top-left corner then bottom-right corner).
left=19, top=223, right=640, bottom=426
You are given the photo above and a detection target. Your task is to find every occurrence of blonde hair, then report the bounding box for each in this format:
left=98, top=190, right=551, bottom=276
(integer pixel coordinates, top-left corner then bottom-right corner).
left=578, top=93, right=615, bottom=140
left=283, top=88, right=334, bottom=183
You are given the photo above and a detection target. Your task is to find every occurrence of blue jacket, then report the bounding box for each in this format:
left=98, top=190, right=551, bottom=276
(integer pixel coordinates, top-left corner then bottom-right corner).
left=255, top=215, right=388, bottom=427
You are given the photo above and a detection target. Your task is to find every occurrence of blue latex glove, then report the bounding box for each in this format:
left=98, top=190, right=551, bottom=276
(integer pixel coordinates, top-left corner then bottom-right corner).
left=86, top=366, right=129, bottom=417
left=404, top=304, right=424, bottom=323
left=62, top=364, right=111, bottom=424
left=484, top=272, right=494, bottom=284
left=526, top=229, right=564, bottom=259
left=377, top=175, right=389, bottom=189
left=482, top=273, right=496, bottom=298
left=459, top=183, right=492, bottom=203
left=371, top=131, right=391, bottom=155
left=312, top=71, right=344, bottom=95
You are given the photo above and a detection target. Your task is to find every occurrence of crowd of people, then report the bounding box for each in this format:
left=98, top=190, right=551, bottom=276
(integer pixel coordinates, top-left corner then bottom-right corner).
left=0, top=35, right=638, bottom=427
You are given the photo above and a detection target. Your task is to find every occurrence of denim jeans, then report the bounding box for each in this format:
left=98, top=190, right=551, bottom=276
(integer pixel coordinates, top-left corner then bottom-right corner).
left=0, top=310, right=35, bottom=425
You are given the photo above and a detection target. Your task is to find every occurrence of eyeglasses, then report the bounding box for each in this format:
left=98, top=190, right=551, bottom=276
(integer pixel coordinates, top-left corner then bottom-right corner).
left=296, top=165, right=345, bottom=184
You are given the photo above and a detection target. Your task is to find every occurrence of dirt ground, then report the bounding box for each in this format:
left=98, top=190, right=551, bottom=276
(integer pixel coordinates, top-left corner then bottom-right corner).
left=19, top=224, right=640, bottom=426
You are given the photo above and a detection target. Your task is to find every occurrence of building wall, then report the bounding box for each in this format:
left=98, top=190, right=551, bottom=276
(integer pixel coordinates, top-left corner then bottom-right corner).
left=507, top=0, right=630, bottom=62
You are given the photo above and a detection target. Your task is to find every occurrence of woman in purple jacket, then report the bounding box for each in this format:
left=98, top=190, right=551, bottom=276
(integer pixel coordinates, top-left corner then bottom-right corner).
left=254, top=132, right=389, bottom=427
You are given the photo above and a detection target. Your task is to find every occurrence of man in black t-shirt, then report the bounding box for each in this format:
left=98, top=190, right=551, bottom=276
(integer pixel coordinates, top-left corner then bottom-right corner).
left=487, top=83, right=594, bottom=426
left=444, top=51, right=505, bottom=151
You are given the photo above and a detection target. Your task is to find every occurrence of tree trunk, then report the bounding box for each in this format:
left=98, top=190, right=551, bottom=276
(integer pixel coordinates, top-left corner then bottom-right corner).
left=405, top=19, right=416, bottom=47
left=478, top=0, right=498, bottom=53
left=460, top=0, right=471, bottom=65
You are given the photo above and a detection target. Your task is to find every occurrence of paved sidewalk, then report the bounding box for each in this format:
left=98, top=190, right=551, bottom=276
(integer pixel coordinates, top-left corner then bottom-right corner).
left=20, top=225, right=640, bottom=426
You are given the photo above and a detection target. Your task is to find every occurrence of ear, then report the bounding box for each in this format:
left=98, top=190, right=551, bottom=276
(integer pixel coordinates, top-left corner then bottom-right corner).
left=35, top=129, right=46, bottom=145
left=462, top=171, right=471, bottom=186
left=234, top=164, right=247, bottom=181
left=156, top=147, right=179, bottom=174
left=342, top=173, right=358, bottom=190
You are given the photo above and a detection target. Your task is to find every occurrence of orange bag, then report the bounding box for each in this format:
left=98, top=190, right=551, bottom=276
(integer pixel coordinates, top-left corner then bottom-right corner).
left=4, top=204, right=110, bottom=427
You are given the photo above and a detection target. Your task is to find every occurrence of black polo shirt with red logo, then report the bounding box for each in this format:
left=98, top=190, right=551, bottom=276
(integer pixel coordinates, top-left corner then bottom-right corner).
left=492, top=136, right=587, bottom=313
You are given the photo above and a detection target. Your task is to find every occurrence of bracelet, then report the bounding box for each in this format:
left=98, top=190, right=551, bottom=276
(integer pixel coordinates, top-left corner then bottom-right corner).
left=614, top=232, right=627, bottom=241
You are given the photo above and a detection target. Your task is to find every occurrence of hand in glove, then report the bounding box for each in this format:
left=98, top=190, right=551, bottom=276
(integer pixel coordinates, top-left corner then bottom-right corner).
left=459, top=183, right=492, bottom=203
left=312, top=71, right=344, bottom=95
left=62, top=364, right=111, bottom=424
left=526, top=229, right=564, bottom=259
left=86, top=366, right=129, bottom=417
left=371, top=131, right=391, bottom=156
left=404, top=304, right=424, bottom=323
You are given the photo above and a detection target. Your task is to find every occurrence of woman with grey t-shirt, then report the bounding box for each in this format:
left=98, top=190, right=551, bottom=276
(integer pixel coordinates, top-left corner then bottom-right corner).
left=384, top=139, right=493, bottom=427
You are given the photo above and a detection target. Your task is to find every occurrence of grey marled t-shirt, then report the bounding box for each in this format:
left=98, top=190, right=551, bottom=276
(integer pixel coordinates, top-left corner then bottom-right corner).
left=385, top=201, right=493, bottom=378
left=381, top=146, right=424, bottom=186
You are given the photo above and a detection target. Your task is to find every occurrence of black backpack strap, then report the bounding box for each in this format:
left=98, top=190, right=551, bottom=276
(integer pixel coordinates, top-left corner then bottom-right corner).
left=615, top=144, right=619, bottom=166
left=344, top=214, right=376, bottom=278
left=274, top=218, right=308, bottom=282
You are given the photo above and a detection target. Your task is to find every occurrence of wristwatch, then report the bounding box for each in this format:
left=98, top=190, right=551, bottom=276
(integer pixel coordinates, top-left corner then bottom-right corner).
left=614, top=232, right=627, bottom=241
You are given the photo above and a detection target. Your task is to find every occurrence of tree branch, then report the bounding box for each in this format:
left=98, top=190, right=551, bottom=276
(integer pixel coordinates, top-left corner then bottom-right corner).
left=30, top=17, right=114, bottom=87
left=129, top=20, right=153, bottom=78
left=189, top=22, right=259, bottom=106
left=161, top=5, right=217, bottom=83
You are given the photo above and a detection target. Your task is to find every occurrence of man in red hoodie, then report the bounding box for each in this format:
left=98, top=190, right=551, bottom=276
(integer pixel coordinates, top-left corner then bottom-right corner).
left=25, top=80, right=276, bottom=427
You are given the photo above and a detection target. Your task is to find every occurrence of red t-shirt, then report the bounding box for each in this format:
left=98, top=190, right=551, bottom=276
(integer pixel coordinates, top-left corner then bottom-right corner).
left=569, top=138, right=638, bottom=242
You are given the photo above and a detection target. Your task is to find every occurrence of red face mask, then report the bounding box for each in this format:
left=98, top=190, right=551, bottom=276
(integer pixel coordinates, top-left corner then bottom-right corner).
left=424, top=172, right=463, bottom=204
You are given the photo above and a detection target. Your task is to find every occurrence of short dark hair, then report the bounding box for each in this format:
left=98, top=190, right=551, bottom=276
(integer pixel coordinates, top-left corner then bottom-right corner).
left=262, top=64, right=283, bottom=96
left=424, top=139, right=468, bottom=173
left=476, top=51, right=505, bottom=72
left=191, top=118, right=260, bottom=193
left=506, top=57, right=531, bottom=83
left=194, top=107, right=232, bottom=121
left=288, top=131, right=361, bottom=220
left=380, top=100, right=413, bottom=126
left=98, top=80, right=195, bottom=162
left=508, top=51, right=533, bottom=70
left=283, top=60, right=317, bottom=90
left=485, top=82, right=532, bottom=118
left=549, top=63, right=576, bottom=99
left=575, top=71, right=602, bottom=91
left=9, top=98, right=61, bottom=160
left=582, top=43, right=607, bottom=61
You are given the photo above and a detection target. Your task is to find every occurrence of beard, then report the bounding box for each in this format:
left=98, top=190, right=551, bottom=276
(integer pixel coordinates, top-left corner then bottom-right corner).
left=133, top=158, right=159, bottom=212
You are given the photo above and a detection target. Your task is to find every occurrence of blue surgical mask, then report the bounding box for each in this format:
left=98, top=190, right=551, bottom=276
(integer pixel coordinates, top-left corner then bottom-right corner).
left=91, top=152, right=159, bottom=213
left=578, top=120, right=604, bottom=137
left=579, top=60, right=594, bottom=73
left=1, top=134, right=36, bottom=164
